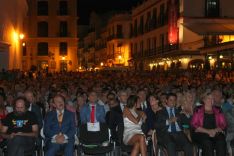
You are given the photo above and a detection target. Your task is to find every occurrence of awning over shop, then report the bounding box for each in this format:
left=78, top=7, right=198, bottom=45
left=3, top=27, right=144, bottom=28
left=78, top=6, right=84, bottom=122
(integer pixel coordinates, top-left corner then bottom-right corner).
left=182, top=18, right=234, bottom=35
left=200, top=41, right=234, bottom=54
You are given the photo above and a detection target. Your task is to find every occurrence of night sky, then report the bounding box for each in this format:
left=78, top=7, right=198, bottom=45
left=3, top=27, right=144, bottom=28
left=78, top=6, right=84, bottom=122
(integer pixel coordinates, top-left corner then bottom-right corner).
left=78, top=0, right=141, bottom=24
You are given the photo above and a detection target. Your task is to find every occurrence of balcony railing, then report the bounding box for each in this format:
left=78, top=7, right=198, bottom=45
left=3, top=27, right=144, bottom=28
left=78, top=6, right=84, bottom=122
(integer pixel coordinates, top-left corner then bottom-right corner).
left=107, top=33, right=124, bottom=41
left=132, top=44, right=179, bottom=59
left=95, top=44, right=107, bottom=50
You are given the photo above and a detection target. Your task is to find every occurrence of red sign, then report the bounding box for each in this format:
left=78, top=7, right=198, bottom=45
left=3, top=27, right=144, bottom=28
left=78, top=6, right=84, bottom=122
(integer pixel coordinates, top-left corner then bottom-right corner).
left=168, top=0, right=178, bottom=45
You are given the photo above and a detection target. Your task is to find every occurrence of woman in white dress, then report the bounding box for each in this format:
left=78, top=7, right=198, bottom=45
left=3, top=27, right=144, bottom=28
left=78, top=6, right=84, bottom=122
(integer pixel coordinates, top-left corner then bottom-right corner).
left=123, top=95, right=147, bottom=156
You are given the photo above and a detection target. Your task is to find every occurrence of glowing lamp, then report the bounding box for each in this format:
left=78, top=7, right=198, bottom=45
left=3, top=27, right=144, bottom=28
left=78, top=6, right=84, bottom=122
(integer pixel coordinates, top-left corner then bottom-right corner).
left=13, top=32, right=19, bottom=42
left=19, top=34, right=25, bottom=40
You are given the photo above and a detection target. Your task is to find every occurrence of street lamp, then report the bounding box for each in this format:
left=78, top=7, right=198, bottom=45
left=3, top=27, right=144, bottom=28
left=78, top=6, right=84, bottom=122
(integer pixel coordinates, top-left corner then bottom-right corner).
left=62, top=56, right=66, bottom=60
left=118, top=55, right=122, bottom=64
left=19, top=34, right=25, bottom=40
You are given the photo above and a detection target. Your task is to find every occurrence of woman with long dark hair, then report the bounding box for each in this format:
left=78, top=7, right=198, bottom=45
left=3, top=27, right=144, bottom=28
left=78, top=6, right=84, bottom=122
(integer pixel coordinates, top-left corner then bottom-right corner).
left=123, top=95, right=147, bottom=156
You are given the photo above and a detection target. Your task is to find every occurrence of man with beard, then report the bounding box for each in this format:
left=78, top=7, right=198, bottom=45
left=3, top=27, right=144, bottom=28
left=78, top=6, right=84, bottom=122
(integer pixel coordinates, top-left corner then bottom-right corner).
left=1, top=96, right=39, bottom=156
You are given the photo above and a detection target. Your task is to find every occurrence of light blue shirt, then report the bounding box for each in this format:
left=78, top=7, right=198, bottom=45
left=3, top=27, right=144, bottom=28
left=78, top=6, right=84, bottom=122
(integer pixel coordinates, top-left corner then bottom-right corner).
left=166, top=106, right=181, bottom=133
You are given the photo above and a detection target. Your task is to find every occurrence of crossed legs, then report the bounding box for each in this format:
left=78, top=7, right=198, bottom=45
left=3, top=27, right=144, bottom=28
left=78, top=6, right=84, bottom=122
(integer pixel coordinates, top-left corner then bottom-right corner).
left=128, top=134, right=147, bottom=156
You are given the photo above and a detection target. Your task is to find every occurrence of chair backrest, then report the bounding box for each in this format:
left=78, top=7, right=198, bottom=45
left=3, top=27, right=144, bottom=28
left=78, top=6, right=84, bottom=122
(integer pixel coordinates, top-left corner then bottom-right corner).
left=79, top=123, right=109, bottom=145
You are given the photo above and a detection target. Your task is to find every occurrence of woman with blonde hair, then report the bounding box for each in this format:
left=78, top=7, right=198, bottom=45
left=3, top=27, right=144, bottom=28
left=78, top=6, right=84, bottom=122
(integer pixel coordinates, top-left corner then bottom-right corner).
left=191, top=91, right=227, bottom=156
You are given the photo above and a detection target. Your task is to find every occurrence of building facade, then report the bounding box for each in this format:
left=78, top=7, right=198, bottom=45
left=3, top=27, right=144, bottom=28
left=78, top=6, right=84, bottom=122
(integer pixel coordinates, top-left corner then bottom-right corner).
left=79, top=0, right=234, bottom=71
left=78, top=12, right=132, bottom=70
left=105, top=13, right=132, bottom=67
left=131, top=0, right=234, bottom=70
left=23, top=0, right=78, bottom=72
left=130, top=0, right=204, bottom=70
left=182, top=0, right=234, bottom=69
left=0, top=0, right=28, bottom=70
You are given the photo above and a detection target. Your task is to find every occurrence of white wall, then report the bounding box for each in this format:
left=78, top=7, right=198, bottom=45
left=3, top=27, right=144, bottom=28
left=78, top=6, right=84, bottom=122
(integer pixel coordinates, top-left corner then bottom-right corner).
left=221, top=0, right=234, bottom=17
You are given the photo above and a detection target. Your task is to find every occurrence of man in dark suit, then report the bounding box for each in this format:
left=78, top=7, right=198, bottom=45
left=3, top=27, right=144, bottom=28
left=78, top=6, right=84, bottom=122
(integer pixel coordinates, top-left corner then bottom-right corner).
left=24, top=90, right=43, bottom=129
left=105, top=92, right=123, bottom=143
left=155, top=93, right=193, bottom=156
left=44, top=94, right=76, bottom=156
left=80, top=90, right=105, bottom=124
left=137, top=89, right=148, bottom=111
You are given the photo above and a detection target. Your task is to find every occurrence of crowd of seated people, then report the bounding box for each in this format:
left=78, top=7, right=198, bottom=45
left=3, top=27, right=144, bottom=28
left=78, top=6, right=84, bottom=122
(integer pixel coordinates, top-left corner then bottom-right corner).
left=0, top=69, right=233, bottom=156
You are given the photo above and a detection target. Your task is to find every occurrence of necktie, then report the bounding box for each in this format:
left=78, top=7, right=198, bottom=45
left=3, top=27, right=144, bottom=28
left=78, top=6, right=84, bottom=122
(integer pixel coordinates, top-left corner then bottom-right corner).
left=58, top=111, right=63, bottom=127
left=90, top=105, right=95, bottom=123
left=170, top=108, right=176, bottom=133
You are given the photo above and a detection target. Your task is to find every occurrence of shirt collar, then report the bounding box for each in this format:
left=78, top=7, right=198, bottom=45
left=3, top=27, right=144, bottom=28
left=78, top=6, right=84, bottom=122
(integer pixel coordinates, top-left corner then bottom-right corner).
left=120, top=102, right=125, bottom=110
left=56, top=109, right=64, bottom=114
left=28, top=103, right=32, bottom=111
left=166, top=106, right=174, bottom=111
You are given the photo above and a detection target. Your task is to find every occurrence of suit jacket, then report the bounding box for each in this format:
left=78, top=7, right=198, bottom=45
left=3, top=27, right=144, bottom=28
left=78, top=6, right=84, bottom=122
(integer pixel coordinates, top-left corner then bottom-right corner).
left=31, top=104, right=43, bottom=130
left=191, top=105, right=227, bottom=130
left=80, top=102, right=105, bottom=124
left=44, top=110, right=76, bottom=143
left=155, top=107, right=183, bottom=138
left=106, top=104, right=123, bottom=143
left=107, top=104, right=123, bottom=129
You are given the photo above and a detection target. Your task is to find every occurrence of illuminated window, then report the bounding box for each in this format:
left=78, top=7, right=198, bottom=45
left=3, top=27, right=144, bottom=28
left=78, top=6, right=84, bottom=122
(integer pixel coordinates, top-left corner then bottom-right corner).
left=206, top=0, right=219, bottom=17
